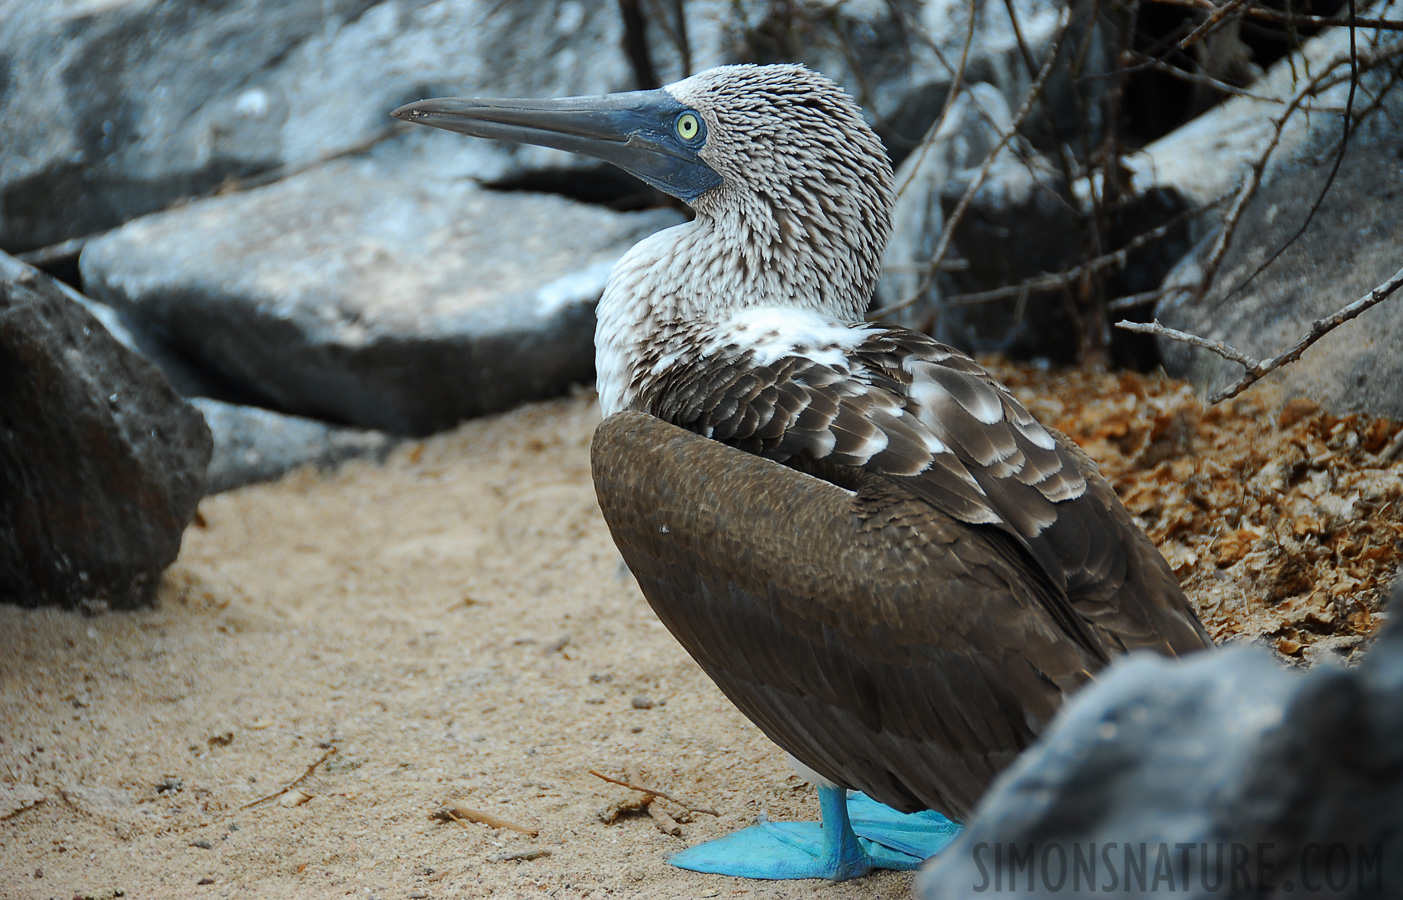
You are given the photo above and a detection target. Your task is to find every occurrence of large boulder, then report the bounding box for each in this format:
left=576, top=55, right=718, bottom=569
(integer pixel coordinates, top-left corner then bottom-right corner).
left=80, top=156, right=683, bottom=434
left=0, top=254, right=211, bottom=610
left=919, top=584, right=1403, bottom=899
left=0, top=0, right=635, bottom=253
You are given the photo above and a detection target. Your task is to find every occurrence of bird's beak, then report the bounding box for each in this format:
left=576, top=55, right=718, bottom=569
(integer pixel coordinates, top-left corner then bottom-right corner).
left=392, top=89, right=723, bottom=204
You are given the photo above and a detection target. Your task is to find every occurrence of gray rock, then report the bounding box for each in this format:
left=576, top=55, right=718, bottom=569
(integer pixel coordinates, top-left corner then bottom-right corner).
left=1152, top=68, right=1403, bottom=418
left=194, top=399, right=396, bottom=494
left=0, top=253, right=211, bottom=611
left=59, top=285, right=238, bottom=401
left=0, top=0, right=634, bottom=252
left=919, top=586, right=1403, bottom=899
left=80, top=156, right=683, bottom=434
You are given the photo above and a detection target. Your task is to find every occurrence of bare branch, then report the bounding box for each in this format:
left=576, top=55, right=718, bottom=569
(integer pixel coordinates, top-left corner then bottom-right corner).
left=1116, top=265, right=1403, bottom=403
left=1115, top=319, right=1261, bottom=367
left=240, top=746, right=336, bottom=810
left=893, top=0, right=980, bottom=203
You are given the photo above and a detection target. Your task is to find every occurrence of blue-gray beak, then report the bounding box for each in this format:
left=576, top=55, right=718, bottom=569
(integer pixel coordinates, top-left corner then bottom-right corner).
left=392, top=90, right=723, bottom=204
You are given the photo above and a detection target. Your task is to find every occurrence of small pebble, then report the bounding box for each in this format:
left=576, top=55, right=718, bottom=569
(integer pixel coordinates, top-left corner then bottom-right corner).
left=409, top=893, right=429, bottom=899
left=631, top=696, right=654, bottom=710
left=191, top=840, right=213, bottom=849
left=197, top=877, right=215, bottom=885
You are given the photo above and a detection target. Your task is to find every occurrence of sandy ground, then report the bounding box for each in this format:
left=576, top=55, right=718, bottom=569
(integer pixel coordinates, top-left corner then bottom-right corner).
left=3, top=369, right=1400, bottom=900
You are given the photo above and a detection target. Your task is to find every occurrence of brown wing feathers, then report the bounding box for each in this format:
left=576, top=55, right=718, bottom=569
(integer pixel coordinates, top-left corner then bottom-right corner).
left=592, top=412, right=1105, bottom=817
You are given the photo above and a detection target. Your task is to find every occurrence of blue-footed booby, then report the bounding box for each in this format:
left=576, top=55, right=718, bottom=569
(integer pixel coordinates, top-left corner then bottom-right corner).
left=394, top=64, right=1214, bottom=882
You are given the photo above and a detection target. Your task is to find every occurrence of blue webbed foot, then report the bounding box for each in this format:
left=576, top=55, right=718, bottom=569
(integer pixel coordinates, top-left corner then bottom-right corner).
left=847, top=790, right=961, bottom=860
left=667, top=786, right=961, bottom=881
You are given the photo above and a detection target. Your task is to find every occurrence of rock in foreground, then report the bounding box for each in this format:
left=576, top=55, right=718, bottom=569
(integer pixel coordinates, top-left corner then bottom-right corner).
left=0, top=254, right=211, bottom=610
left=919, top=585, right=1403, bottom=899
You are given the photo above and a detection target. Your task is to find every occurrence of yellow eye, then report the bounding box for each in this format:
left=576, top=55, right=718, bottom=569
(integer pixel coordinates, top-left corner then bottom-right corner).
left=675, top=112, right=701, bottom=141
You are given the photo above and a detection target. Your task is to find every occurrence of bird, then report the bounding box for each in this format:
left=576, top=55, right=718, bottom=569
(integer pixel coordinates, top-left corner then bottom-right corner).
left=393, top=63, right=1215, bottom=882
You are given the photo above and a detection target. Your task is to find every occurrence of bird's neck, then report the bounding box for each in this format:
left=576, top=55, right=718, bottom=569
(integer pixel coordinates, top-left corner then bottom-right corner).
left=595, top=208, right=884, bottom=416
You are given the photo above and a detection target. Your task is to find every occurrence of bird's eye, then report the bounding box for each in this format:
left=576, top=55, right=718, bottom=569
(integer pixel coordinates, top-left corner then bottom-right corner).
left=675, top=111, right=702, bottom=142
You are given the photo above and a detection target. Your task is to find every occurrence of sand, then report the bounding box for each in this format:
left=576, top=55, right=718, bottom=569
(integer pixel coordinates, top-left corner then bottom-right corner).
left=3, top=368, right=1399, bottom=900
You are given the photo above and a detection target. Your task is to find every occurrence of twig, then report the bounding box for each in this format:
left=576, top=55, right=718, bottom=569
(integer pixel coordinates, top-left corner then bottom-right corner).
left=488, top=848, right=551, bottom=862
left=648, top=803, right=684, bottom=837
left=588, top=769, right=718, bottom=816
left=1116, top=265, right=1403, bottom=403
left=1106, top=287, right=1173, bottom=312
left=893, top=0, right=980, bottom=202
left=439, top=803, right=539, bottom=836
left=239, top=746, right=336, bottom=809
left=1124, top=50, right=1288, bottom=104
left=1114, top=319, right=1259, bottom=367
left=1173, top=0, right=1259, bottom=56
left=1380, top=427, right=1403, bottom=462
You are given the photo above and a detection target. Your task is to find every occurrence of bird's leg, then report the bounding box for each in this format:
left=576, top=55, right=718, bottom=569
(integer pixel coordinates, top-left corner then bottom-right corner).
left=667, top=786, right=961, bottom=881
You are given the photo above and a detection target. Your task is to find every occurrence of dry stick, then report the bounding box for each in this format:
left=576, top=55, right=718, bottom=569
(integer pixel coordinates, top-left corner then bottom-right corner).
left=239, top=746, right=337, bottom=810
left=1197, top=39, right=1403, bottom=300
left=587, top=769, right=718, bottom=816
left=1145, top=0, right=1403, bottom=34
left=444, top=804, right=539, bottom=837
left=1173, top=0, right=1260, bottom=55
left=1116, top=265, right=1403, bottom=403
left=1106, top=287, right=1172, bottom=312
left=870, top=7, right=1073, bottom=321
left=1115, top=0, right=1341, bottom=81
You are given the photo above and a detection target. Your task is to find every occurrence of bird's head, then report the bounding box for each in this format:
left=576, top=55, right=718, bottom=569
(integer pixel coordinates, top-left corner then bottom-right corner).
left=394, top=64, right=894, bottom=322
